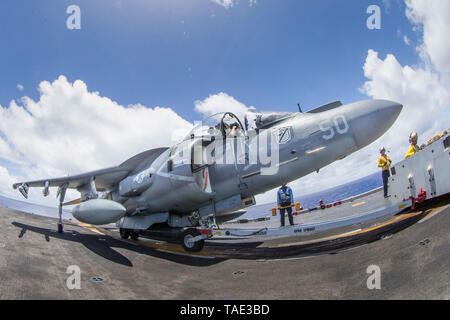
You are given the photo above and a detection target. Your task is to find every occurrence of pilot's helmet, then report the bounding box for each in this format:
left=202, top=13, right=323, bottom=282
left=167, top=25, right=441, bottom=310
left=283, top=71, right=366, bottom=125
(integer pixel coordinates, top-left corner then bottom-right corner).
left=409, top=132, right=418, bottom=144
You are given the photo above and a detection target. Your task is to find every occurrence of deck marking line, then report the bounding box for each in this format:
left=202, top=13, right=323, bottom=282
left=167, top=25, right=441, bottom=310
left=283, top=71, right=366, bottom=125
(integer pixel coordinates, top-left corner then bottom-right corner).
left=74, top=221, right=104, bottom=235
left=418, top=204, right=449, bottom=224
left=352, top=201, right=366, bottom=207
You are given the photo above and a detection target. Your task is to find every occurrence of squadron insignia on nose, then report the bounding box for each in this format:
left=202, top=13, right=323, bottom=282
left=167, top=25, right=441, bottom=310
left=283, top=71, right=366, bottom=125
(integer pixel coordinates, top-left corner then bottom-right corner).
left=277, top=127, right=292, bottom=144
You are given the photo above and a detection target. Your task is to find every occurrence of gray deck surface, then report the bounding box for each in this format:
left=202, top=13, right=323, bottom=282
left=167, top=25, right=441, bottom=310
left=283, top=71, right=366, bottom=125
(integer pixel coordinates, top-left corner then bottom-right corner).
left=223, top=189, right=394, bottom=229
left=0, top=196, right=448, bottom=299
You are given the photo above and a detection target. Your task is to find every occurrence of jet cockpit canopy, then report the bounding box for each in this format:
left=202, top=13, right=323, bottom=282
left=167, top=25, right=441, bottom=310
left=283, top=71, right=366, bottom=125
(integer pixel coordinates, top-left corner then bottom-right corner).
left=244, top=110, right=295, bottom=131
left=182, top=112, right=245, bottom=141
left=182, top=110, right=295, bottom=142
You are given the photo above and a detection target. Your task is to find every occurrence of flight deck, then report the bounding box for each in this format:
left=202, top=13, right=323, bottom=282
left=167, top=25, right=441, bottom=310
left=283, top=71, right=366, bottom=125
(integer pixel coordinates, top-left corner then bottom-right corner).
left=0, top=189, right=448, bottom=299
left=111, top=188, right=433, bottom=260
left=213, top=187, right=408, bottom=241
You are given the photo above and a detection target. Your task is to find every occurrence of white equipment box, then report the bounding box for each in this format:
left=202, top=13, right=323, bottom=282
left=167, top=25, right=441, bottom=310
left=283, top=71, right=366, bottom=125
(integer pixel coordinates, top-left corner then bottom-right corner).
left=389, top=132, right=450, bottom=202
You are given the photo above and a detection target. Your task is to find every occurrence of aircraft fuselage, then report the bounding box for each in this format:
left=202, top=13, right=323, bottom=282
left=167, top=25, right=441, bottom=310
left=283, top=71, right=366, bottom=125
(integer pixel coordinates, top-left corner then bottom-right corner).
left=116, top=99, right=402, bottom=220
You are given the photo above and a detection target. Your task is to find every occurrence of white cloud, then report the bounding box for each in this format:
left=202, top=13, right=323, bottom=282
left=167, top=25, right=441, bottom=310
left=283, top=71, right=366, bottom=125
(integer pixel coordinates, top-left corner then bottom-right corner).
left=361, top=50, right=448, bottom=132
left=210, top=0, right=257, bottom=9
left=0, top=75, right=193, bottom=205
left=211, top=0, right=236, bottom=9
left=405, top=0, right=450, bottom=73
left=0, top=166, right=19, bottom=198
left=194, top=92, right=254, bottom=123
left=403, top=35, right=411, bottom=46
left=361, top=0, right=450, bottom=154
left=17, top=84, right=24, bottom=91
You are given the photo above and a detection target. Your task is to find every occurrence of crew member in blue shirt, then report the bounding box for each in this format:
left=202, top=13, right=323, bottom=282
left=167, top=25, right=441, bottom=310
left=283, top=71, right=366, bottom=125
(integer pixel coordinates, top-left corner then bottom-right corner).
left=277, top=183, right=294, bottom=227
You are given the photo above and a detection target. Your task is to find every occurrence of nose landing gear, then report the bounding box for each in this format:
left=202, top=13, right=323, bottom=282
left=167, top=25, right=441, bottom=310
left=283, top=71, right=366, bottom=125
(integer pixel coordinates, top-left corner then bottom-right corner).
left=181, top=228, right=205, bottom=252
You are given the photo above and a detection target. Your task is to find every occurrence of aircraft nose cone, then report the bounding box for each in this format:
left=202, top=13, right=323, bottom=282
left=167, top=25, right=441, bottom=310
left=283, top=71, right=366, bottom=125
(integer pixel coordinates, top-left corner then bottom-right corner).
left=384, top=101, right=403, bottom=120
left=352, top=100, right=403, bottom=148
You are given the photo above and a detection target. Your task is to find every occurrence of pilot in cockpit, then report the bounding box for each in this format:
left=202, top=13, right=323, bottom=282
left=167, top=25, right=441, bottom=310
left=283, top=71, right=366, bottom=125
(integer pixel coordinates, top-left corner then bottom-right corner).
left=207, top=126, right=216, bottom=135
left=229, top=122, right=243, bottom=138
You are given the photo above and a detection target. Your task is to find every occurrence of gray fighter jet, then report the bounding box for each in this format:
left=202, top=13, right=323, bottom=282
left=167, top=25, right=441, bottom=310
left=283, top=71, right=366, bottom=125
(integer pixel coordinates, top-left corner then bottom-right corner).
left=13, top=99, right=402, bottom=251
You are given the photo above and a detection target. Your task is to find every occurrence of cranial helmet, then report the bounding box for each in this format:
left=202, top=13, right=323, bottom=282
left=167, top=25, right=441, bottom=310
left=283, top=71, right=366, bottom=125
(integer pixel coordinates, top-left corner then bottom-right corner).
left=409, top=132, right=418, bottom=144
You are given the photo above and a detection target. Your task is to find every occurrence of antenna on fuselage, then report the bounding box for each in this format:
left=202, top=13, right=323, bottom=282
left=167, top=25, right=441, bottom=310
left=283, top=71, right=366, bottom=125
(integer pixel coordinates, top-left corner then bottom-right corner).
left=297, top=103, right=303, bottom=113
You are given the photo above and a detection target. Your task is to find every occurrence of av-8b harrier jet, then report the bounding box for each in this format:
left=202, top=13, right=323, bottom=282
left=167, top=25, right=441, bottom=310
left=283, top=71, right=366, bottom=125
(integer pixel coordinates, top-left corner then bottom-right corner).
left=13, top=99, right=402, bottom=251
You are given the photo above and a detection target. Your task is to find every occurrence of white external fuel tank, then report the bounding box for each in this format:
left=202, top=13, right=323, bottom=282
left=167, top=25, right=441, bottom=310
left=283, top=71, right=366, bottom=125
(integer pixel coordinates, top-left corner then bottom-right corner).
left=72, top=199, right=126, bottom=225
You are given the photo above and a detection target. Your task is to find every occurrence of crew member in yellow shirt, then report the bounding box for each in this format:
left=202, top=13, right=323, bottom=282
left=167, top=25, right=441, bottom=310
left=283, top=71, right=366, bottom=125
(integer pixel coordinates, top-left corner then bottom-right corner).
left=378, top=147, right=391, bottom=198
left=405, top=132, right=420, bottom=159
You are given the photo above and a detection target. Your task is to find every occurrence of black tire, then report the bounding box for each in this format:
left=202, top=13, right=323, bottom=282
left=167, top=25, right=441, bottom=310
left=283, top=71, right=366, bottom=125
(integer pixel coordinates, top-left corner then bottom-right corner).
left=130, top=230, right=140, bottom=240
left=57, top=223, right=63, bottom=233
left=181, top=228, right=204, bottom=252
left=120, top=228, right=131, bottom=239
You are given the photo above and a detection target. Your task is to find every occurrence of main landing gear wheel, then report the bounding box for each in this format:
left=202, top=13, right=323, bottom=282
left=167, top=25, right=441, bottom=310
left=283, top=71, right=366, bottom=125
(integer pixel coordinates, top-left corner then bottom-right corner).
left=57, top=223, right=63, bottom=233
left=130, top=231, right=140, bottom=240
left=120, top=228, right=131, bottom=239
left=181, top=228, right=205, bottom=252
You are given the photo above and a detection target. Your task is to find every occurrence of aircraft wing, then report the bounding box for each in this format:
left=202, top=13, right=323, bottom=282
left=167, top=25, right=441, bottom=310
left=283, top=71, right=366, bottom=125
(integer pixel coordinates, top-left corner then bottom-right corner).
left=12, top=147, right=168, bottom=199
left=12, top=166, right=131, bottom=193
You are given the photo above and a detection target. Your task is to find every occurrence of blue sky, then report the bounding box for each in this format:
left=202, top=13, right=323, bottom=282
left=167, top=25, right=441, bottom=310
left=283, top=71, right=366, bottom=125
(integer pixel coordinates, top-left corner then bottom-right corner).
left=1, top=0, right=417, bottom=121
